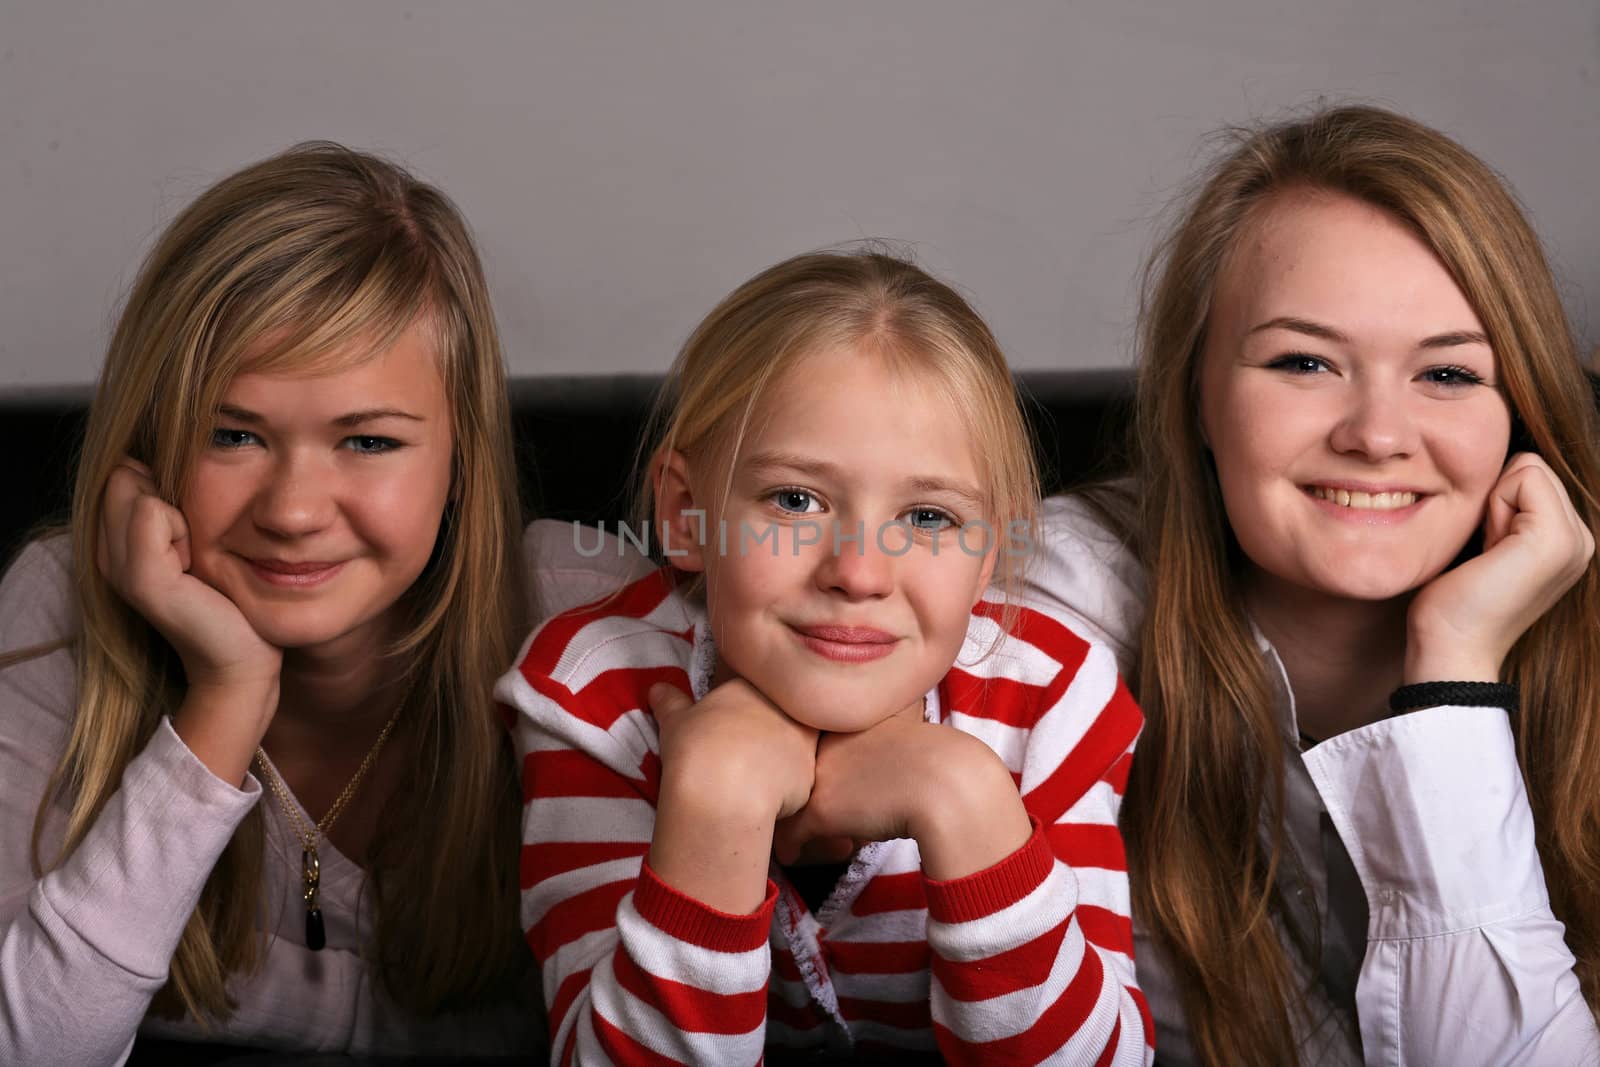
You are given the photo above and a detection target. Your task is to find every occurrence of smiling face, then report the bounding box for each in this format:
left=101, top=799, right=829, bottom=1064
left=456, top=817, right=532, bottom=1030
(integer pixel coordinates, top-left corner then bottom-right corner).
left=667, top=343, right=998, bottom=732
left=1198, top=188, right=1513, bottom=604
left=179, top=317, right=455, bottom=660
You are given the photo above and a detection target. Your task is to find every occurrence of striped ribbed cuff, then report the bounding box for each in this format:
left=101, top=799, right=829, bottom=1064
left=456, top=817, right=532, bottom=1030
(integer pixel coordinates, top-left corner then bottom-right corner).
left=635, top=858, right=778, bottom=952
left=923, top=817, right=1053, bottom=923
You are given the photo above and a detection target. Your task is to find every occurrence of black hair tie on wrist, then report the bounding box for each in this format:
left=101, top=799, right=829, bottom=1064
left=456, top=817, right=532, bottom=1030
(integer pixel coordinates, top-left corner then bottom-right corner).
left=1389, top=681, right=1518, bottom=714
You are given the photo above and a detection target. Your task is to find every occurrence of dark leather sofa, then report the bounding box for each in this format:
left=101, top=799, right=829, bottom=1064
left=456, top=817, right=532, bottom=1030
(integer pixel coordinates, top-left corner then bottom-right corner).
left=0, top=370, right=1135, bottom=560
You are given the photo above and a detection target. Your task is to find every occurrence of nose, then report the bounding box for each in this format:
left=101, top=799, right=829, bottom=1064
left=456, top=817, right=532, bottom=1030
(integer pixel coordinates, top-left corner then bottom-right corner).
left=250, top=452, right=337, bottom=538
left=1327, top=381, right=1419, bottom=461
left=813, top=518, right=896, bottom=600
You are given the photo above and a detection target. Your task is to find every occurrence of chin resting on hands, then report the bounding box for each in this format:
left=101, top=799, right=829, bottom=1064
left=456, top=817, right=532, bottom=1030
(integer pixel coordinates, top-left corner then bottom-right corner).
left=773, top=715, right=1033, bottom=881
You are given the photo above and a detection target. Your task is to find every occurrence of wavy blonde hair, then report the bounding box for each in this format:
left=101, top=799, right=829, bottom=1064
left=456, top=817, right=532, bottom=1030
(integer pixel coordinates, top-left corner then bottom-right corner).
left=27, top=142, right=528, bottom=1022
left=1109, top=105, right=1600, bottom=1064
left=640, top=248, right=1039, bottom=603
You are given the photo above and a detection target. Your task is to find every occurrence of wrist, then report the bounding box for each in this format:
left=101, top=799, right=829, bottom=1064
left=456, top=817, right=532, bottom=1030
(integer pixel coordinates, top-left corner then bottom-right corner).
left=172, top=678, right=280, bottom=787
left=1403, top=625, right=1502, bottom=685
left=651, top=767, right=781, bottom=915
left=181, top=655, right=283, bottom=694
left=661, top=742, right=792, bottom=825
left=907, top=734, right=1032, bottom=881
left=1402, top=652, right=1502, bottom=685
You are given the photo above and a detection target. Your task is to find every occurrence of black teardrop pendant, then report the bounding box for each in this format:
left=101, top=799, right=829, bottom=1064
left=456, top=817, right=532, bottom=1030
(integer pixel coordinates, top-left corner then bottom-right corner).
left=306, top=907, right=326, bottom=951
left=301, top=846, right=325, bottom=950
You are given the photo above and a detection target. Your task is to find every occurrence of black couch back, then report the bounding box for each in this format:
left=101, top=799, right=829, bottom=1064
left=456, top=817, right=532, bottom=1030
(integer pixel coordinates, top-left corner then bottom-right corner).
left=0, top=370, right=1134, bottom=562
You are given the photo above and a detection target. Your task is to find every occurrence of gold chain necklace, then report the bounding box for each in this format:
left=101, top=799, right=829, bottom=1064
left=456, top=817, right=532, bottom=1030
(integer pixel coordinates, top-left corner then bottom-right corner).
left=254, top=702, right=404, bottom=951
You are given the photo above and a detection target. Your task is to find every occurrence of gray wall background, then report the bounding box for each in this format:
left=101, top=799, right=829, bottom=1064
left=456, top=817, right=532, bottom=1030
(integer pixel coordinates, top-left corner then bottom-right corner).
left=3, top=1, right=1596, bottom=386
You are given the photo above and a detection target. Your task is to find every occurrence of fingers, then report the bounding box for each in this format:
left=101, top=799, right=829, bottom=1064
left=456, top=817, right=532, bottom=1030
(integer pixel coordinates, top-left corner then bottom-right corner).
left=126, top=493, right=190, bottom=575
left=1481, top=462, right=1519, bottom=553
left=99, top=460, right=159, bottom=582
left=647, top=683, right=694, bottom=720
left=771, top=813, right=808, bottom=866
left=1488, top=453, right=1594, bottom=574
left=771, top=808, right=854, bottom=867
left=98, top=461, right=187, bottom=629
left=98, top=456, right=196, bottom=613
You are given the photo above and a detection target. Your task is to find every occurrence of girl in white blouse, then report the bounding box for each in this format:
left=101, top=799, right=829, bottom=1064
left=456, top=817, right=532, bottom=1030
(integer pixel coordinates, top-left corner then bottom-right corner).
left=1027, top=105, right=1600, bottom=1065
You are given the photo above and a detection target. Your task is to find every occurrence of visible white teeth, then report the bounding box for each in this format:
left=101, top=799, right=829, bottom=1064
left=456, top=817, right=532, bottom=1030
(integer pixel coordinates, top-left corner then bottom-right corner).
left=1309, top=487, right=1417, bottom=510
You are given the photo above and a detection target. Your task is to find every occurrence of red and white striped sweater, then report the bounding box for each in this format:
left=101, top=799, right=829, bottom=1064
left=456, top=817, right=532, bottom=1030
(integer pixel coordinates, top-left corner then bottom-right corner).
left=497, top=568, right=1153, bottom=1065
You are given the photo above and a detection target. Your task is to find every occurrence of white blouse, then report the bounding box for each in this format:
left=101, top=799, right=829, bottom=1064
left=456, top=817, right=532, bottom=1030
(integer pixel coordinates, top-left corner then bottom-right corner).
left=1024, top=493, right=1599, bottom=1066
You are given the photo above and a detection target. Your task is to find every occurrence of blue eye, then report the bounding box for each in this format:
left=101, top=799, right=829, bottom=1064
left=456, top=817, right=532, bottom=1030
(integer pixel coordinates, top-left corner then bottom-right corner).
left=344, top=435, right=401, bottom=455
left=1418, top=364, right=1485, bottom=388
left=904, top=507, right=955, bottom=531
left=770, top=489, right=821, bottom=514
left=210, top=428, right=259, bottom=449
left=1266, top=353, right=1330, bottom=375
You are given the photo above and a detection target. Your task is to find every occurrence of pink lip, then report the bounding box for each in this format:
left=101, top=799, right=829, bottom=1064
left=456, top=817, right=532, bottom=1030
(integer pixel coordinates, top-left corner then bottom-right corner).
left=791, top=624, right=899, bottom=663
left=245, top=558, right=346, bottom=587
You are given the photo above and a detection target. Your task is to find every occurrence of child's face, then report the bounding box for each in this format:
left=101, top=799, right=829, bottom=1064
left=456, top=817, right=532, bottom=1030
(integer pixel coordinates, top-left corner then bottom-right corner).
left=691, top=343, right=998, bottom=732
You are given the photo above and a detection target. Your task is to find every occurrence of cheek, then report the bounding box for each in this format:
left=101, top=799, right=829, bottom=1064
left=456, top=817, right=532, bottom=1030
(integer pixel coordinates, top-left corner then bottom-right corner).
left=178, top=466, right=251, bottom=553
left=363, top=482, right=448, bottom=554
left=1208, top=388, right=1324, bottom=526
left=336, top=454, right=453, bottom=561
left=904, top=553, right=986, bottom=636
left=1207, top=376, right=1306, bottom=471
left=1430, top=406, right=1512, bottom=498
left=1458, top=444, right=1510, bottom=498
left=1209, top=426, right=1286, bottom=537
left=704, top=553, right=783, bottom=630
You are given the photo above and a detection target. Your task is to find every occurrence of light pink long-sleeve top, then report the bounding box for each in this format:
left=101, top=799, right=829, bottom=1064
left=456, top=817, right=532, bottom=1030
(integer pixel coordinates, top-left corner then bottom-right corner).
left=0, top=537, right=543, bottom=1065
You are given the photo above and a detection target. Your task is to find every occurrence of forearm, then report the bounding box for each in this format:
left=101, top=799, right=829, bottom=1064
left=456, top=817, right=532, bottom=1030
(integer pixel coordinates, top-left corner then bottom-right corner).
left=908, top=730, right=1033, bottom=881
left=0, top=720, right=258, bottom=1066
left=518, top=726, right=778, bottom=1065
left=170, top=678, right=278, bottom=789
left=924, top=827, right=1152, bottom=1066
left=549, top=863, right=775, bottom=1066
left=1304, top=705, right=1600, bottom=1066
left=648, top=768, right=780, bottom=915
left=912, top=734, right=1147, bottom=1064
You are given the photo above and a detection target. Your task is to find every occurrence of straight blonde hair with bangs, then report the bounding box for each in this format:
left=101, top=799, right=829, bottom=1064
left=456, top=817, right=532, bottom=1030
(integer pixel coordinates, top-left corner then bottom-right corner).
left=31, top=142, right=529, bottom=1023
left=1111, top=105, right=1600, bottom=1065
left=640, top=248, right=1040, bottom=604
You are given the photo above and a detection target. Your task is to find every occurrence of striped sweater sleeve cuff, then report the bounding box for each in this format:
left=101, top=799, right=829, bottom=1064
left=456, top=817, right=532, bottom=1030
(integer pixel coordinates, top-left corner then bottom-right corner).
left=634, top=859, right=778, bottom=951
left=923, top=818, right=1053, bottom=924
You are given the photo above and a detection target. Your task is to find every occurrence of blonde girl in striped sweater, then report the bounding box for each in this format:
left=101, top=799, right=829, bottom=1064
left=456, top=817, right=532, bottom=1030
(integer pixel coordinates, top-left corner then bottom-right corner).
left=498, top=249, right=1154, bottom=1065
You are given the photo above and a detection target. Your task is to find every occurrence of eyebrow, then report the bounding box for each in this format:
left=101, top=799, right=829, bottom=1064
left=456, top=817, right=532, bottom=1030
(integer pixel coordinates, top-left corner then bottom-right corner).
left=1247, top=316, right=1490, bottom=350
left=742, top=450, right=988, bottom=511
left=217, top=405, right=425, bottom=427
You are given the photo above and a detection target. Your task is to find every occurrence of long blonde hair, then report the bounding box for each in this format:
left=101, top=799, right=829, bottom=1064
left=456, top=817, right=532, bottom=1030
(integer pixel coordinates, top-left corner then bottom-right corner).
left=642, top=248, right=1040, bottom=599
left=30, top=142, right=529, bottom=1022
left=1115, top=105, right=1600, bottom=1065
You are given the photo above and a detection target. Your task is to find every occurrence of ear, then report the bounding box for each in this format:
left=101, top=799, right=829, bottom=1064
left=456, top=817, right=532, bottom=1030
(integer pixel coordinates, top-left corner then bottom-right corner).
left=650, top=448, right=709, bottom=574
